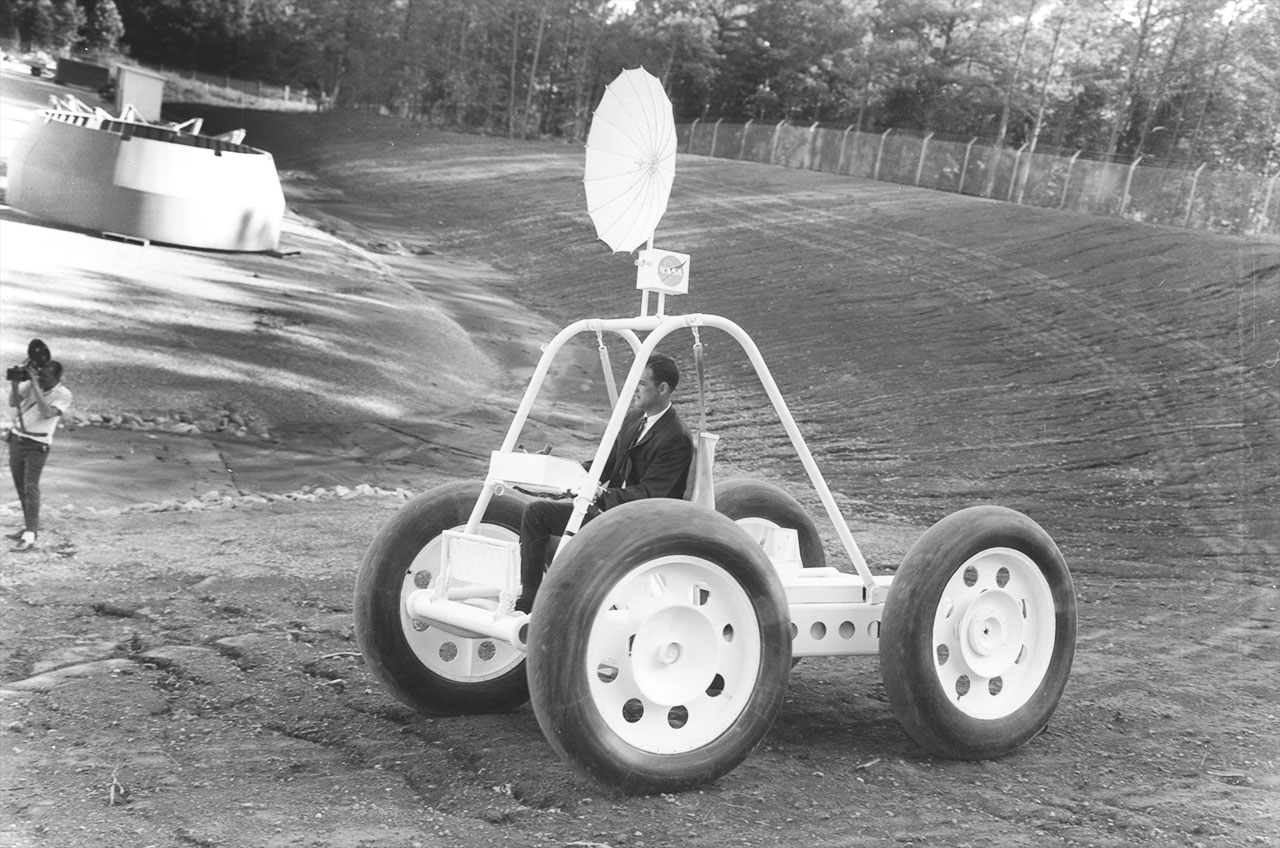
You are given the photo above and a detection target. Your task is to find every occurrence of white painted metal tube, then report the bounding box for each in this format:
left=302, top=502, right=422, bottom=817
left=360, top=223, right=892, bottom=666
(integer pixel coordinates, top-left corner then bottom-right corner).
left=404, top=591, right=530, bottom=648
left=463, top=310, right=876, bottom=589
left=691, top=314, right=876, bottom=588
left=552, top=312, right=876, bottom=587
left=464, top=319, right=645, bottom=534
left=558, top=319, right=689, bottom=542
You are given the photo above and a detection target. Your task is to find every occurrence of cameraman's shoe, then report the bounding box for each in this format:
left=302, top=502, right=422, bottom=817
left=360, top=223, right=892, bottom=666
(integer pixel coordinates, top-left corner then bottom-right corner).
left=11, top=531, right=36, bottom=552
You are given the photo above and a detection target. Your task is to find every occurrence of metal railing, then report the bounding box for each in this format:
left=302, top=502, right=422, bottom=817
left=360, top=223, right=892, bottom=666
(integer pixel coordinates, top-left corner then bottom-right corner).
left=680, top=120, right=1279, bottom=238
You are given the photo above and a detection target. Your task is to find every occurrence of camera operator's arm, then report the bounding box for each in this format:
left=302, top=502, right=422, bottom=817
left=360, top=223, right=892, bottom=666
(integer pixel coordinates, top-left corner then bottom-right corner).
left=7, top=378, right=19, bottom=410
left=23, top=365, right=59, bottom=419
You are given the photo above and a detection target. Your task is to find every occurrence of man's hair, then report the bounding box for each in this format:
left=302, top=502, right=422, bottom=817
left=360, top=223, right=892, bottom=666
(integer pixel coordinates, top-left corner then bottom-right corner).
left=647, top=354, right=680, bottom=392
left=44, top=361, right=63, bottom=381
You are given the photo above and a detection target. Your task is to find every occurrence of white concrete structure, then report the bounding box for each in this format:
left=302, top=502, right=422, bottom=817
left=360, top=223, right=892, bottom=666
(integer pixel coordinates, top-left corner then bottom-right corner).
left=8, top=109, right=284, bottom=252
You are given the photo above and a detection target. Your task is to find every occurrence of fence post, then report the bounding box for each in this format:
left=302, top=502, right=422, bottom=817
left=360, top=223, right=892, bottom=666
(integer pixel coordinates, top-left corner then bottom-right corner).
left=740, top=119, right=753, bottom=159
left=806, top=121, right=820, bottom=170
left=1008, top=143, right=1028, bottom=201
left=915, top=132, right=934, bottom=186
left=959, top=137, right=978, bottom=194
left=770, top=119, right=787, bottom=165
left=1015, top=146, right=1034, bottom=204
left=710, top=118, right=724, bottom=159
left=1120, top=155, right=1143, bottom=216
left=1060, top=150, right=1082, bottom=209
left=838, top=125, right=854, bottom=175
left=873, top=128, right=892, bottom=181
left=689, top=118, right=700, bottom=154
left=1261, top=172, right=1280, bottom=235
left=1182, top=162, right=1207, bottom=228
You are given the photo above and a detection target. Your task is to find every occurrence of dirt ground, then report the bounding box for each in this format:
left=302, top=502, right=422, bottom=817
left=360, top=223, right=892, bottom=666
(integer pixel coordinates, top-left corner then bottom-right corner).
left=1, top=69, right=1278, bottom=848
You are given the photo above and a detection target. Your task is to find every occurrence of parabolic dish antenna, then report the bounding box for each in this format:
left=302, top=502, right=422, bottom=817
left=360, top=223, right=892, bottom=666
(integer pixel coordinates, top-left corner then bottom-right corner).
left=583, top=67, right=676, bottom=254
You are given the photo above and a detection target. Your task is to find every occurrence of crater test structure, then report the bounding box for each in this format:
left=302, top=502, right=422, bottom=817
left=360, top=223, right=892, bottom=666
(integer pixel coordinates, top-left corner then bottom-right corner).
left=8, top=100, right=284, bottom=252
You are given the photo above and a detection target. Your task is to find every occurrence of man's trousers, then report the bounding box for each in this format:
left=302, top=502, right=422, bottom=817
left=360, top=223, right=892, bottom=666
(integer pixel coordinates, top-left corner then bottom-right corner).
left=8, top=435, right=50, bottom=533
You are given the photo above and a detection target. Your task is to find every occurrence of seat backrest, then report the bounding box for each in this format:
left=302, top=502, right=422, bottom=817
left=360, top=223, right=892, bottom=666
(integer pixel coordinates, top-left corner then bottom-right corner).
left=685, top=431, right=719, bottom=510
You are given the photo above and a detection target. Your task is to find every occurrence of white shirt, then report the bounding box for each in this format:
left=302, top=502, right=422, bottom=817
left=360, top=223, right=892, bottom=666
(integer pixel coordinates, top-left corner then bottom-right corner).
left=11, top=381, right=72, bottom=445
left=635, top=404, right=671, bottom=444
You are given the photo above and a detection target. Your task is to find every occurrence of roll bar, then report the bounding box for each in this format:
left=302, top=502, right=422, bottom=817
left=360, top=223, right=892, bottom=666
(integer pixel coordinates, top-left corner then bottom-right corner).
left=463, top=313, right=876, bottom=590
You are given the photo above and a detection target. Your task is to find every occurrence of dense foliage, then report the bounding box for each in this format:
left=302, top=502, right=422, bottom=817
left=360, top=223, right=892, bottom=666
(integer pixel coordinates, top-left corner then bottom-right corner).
left=4, top=1, right=1276, bottom=170
left=3, top=0, right=122, bottom=55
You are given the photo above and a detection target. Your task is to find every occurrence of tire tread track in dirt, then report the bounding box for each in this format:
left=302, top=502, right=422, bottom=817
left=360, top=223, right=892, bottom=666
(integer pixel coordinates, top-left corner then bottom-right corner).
left=655, top=166, right=1277, bottom=575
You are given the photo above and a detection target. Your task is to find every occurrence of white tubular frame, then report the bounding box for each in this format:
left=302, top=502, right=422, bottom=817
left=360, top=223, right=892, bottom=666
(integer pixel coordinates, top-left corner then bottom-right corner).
left=463, top=313, right=877, bottom=590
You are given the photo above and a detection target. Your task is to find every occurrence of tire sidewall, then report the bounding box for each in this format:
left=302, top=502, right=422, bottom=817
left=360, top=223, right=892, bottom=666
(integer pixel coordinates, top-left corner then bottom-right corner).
left=880, top=505, right=1076, bottom=759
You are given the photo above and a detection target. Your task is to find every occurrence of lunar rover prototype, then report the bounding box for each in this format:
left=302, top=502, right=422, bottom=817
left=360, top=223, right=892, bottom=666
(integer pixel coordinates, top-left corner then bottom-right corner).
left=354, top=69, right=1076, bottom=794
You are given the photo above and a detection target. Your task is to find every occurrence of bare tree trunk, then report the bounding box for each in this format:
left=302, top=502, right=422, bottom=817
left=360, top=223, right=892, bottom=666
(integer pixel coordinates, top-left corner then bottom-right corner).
left=986, top=0, right=1037, bottom=197
left=572, top=37, right=595, bottom=142
left=1135, top=9, right=1187, bottom=158
left=855, top=65, right=872, bottom=132
left=1186, top=14, right=1235, bottom=162
left=397, top=0, right=422, bottom=117
left=508, top=3, right=521, bottom=137
left=522, top=2, right=548, bottom=138
left=556, top=3, right=581, bottom=139
left=1105, top=0, right=1157, bottom=158
left=329, top=51, right=343, bottom=107
left=1018, top=13, right=1065, bottom=203
left=996, top=0, right=1037, bottom=148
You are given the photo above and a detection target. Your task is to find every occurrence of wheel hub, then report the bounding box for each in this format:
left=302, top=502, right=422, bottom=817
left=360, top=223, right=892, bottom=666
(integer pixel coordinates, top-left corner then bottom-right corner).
left=631, top=605, right=718, bottom=706
left=958, top=589, right=1024, bottom=678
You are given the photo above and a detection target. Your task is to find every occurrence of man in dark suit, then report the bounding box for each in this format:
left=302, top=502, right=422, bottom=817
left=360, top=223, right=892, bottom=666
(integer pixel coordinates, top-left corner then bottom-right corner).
left=514, top=353, right=693, bottom=613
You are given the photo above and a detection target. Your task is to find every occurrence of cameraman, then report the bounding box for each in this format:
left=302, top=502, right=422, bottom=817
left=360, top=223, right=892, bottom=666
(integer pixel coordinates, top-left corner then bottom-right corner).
left=6, top=360, right=71, bottom=552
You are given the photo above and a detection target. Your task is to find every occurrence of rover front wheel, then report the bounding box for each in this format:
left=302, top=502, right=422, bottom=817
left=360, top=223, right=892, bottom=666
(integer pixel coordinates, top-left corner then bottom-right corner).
left=879, top=505, right=1076, bottom=759
left=527, top=500, right=792, bottom=794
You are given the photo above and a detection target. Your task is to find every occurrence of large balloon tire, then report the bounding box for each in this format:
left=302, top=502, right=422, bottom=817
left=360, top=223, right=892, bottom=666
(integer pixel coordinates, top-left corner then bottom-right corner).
left=714, top=477, right=827, bottom=570
left=879, top=505, right=1076, bottom=759
left=354, top=481, right=533, bottom=716
left=527, top=499, right=792, bottom=794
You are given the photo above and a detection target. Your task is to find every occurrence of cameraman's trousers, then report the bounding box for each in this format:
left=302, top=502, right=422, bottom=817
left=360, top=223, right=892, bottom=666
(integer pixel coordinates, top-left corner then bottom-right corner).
left=8, top=435, right=50, bottom=533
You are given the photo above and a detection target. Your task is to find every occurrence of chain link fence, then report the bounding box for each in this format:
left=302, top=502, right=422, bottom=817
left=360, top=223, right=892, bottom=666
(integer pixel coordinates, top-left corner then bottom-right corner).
left=164, top=67, right=315, bottom=107
left=680, top=120, right=1279, bottom=239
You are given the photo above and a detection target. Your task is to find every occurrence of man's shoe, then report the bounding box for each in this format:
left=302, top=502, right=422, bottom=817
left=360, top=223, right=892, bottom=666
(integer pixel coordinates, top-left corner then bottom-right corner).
left=11, top=532, right=36, bottom=552
left=4, top=529, right=24, bottom=541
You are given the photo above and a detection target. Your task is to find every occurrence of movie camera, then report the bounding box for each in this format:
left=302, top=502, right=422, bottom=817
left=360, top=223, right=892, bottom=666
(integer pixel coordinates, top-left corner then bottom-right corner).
left=5, top=339, right=51, bottom=382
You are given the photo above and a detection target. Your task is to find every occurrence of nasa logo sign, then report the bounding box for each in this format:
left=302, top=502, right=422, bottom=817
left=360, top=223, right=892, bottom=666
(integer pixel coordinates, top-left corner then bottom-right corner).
left=635, top=248, right=691, bottom=294
left=657, top=254, right=687, bottom=288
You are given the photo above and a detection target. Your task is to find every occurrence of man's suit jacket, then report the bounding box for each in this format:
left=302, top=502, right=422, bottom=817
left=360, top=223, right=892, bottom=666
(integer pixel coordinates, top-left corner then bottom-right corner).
left=595, top=406, right=693, bottom=511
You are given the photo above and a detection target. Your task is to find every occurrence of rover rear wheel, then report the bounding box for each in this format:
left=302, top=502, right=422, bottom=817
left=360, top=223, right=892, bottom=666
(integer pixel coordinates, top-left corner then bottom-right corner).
left=354, top=481, right=533, bottom=715
left=714, top=477, right=826, bottom=570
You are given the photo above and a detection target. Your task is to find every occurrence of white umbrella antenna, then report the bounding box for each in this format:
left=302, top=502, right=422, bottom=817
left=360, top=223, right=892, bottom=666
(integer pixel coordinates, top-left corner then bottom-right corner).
left=584, top=67, right=677, bottom=254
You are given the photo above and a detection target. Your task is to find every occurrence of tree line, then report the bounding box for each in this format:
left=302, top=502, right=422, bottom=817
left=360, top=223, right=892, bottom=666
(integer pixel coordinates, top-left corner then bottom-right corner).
left=3, top=1, right=1276, bottom=172
left=4, top=0, right=125, bottom=57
